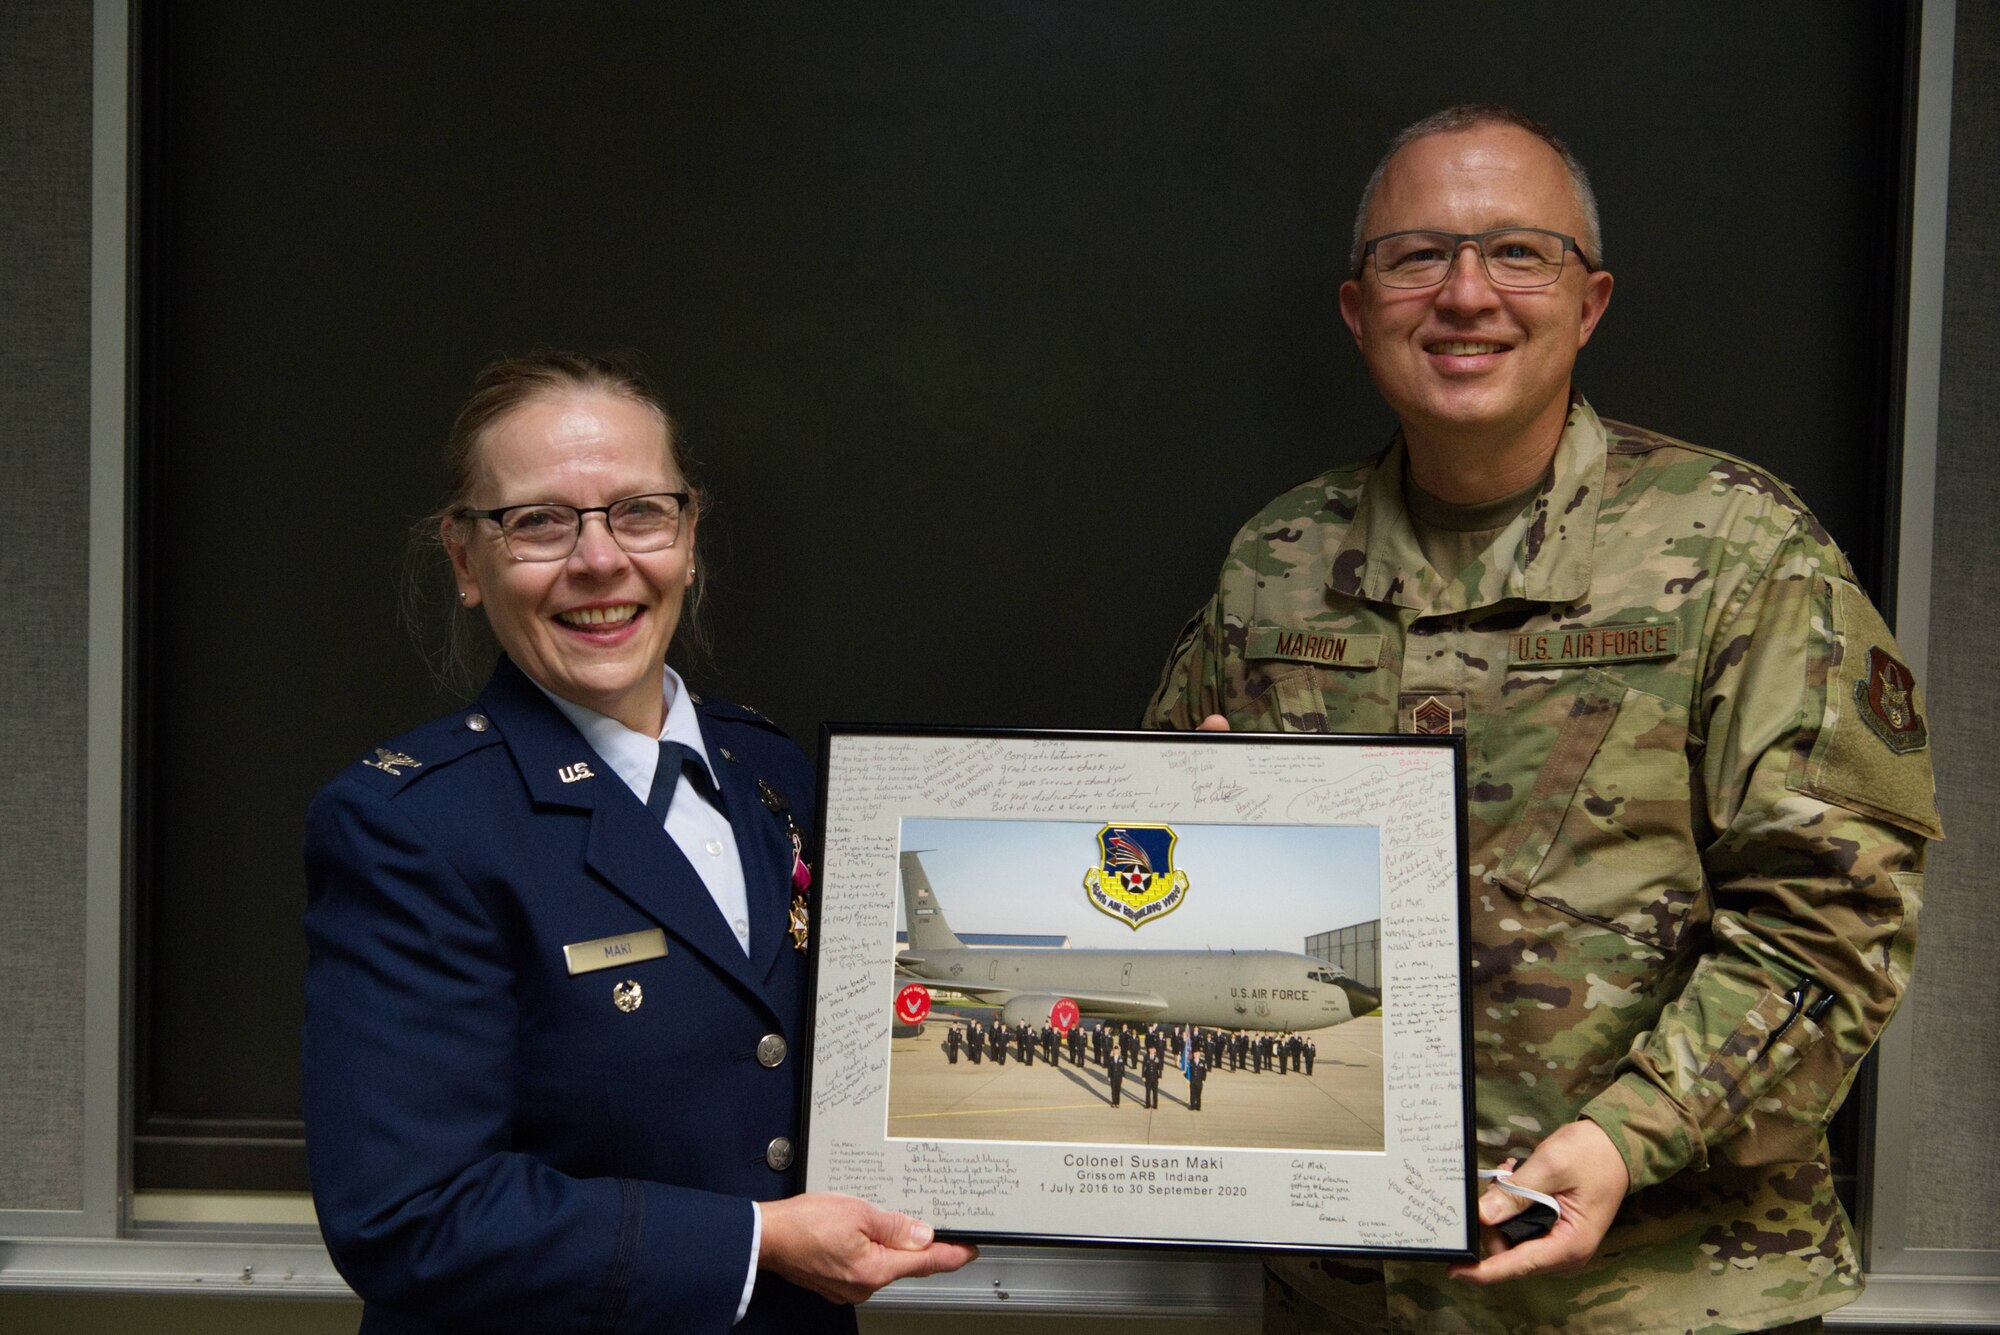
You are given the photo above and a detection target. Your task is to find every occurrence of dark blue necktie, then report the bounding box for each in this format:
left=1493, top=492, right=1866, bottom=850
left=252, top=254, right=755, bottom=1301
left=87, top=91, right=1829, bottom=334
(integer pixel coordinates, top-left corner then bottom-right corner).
left=646, top=741, right=706, bottom=823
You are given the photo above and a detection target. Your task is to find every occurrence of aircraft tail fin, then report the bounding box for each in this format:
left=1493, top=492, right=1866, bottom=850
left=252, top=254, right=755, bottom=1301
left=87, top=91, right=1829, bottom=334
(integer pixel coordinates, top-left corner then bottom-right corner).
left=899, top=851, right=965, bottom=951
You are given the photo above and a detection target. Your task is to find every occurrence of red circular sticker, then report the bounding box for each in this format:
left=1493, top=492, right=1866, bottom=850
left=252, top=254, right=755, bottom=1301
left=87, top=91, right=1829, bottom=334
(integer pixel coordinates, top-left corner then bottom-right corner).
left=1050, top=998, right=1080, bottom=1032
left=895, top=983, right=932, bottom=1025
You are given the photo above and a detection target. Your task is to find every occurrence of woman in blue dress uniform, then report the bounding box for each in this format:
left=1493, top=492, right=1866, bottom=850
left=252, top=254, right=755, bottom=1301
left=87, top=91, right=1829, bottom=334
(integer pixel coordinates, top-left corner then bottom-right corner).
left=303, top=353, right=973, bottom=1333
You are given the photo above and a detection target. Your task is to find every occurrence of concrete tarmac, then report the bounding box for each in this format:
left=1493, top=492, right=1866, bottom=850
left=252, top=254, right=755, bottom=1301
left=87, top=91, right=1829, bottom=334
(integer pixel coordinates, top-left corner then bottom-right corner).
left=886, top=1018, right=1384, bottom=1152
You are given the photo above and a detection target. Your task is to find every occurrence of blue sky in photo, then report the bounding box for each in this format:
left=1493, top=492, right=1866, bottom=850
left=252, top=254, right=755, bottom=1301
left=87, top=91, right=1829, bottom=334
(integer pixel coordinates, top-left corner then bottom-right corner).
left=899, top=817, right=1379, bottom=952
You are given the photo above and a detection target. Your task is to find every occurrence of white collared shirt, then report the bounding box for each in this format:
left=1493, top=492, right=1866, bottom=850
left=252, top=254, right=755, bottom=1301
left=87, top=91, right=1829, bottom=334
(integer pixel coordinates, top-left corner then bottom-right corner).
left=532, top=666, right=762, bottom=1322
left=538, top=667, right=753, bottom=957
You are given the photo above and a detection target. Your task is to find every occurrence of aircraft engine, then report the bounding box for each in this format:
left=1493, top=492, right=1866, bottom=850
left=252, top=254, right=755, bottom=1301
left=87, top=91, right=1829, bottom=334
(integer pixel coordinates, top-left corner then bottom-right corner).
left=999, top=994, right=1069, bottom=1027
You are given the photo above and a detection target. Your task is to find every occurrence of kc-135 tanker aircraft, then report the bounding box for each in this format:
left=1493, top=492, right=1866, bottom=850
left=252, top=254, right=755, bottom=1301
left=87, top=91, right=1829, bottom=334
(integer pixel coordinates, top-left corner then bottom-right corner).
left=895, top=851, right=1380, bottom=1032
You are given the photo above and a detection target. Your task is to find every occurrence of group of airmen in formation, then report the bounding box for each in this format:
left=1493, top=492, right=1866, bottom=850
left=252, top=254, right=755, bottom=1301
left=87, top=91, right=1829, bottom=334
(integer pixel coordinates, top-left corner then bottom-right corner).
left=936, top=1016, right=1319, bottom=1112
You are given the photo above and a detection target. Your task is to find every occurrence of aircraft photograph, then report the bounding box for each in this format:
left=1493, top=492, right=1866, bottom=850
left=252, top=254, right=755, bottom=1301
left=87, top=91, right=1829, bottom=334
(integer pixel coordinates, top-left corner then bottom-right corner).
left=883, top=818, right=1387, bottom=1153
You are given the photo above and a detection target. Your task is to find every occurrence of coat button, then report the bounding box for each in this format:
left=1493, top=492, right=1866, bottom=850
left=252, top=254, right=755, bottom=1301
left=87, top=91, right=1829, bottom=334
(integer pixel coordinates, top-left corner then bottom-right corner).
left=756, top=1034, right=788, bottom=1068
left=765, top=1137, right=794, bottom=1171
left=465, top=714, right=490, bottom=732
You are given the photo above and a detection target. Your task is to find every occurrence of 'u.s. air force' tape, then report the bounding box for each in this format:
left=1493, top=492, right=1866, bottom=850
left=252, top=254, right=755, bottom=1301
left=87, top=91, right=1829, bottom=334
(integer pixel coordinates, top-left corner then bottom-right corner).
left=1477, top=1168, right=1561, bottom=1243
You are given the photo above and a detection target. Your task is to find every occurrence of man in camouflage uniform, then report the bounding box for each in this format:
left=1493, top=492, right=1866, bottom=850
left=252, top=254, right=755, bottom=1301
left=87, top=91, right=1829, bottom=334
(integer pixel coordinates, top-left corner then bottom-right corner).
left=1145, top=105, right=1940, bottom=1334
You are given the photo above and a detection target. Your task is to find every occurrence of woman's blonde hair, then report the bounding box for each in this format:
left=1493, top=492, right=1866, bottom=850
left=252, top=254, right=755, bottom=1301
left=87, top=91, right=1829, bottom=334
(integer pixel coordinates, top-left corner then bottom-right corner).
left=404, top=350, right=710, bottom=696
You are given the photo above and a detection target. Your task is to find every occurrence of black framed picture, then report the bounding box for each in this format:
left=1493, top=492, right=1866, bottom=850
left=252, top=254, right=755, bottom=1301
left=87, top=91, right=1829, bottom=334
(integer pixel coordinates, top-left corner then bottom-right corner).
left=802, top=726, right=1474, bottom=1257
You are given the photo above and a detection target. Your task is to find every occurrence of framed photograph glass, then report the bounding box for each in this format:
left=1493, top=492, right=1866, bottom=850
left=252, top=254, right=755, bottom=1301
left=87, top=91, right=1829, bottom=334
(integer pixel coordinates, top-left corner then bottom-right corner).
left=800, top=726, right=1473, bottom=1258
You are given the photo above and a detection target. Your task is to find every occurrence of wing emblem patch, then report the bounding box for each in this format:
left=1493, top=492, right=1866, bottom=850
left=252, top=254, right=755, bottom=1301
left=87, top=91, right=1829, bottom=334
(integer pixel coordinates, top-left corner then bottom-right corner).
left=1857, top=645, right=1927, bottom=754
left=1083, top=823, right=1189, bottom=931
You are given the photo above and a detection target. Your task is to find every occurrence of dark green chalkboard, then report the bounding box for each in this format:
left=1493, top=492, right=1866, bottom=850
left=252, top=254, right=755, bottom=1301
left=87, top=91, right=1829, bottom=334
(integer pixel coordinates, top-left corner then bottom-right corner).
left=134, top=1, right=1915, bottom=1188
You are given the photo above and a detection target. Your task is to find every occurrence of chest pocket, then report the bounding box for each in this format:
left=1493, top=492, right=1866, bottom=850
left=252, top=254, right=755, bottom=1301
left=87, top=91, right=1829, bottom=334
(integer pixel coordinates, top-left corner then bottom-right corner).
left=1487, top=669, right=1703, bottom=951
left=1236, top=660, right=1398, bottom=734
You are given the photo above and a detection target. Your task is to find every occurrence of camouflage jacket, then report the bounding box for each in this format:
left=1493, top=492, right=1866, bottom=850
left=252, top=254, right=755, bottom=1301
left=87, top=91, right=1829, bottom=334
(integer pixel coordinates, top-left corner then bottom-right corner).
left=1145, top=401, right=1940, bottom=1335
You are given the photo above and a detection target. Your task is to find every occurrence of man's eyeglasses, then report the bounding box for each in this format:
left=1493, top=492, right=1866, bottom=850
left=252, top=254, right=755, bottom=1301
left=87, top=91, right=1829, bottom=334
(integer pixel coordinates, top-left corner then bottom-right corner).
left=458, top=491, right=692, bottom=563
left=1358, top=228, right=1596, bottom=289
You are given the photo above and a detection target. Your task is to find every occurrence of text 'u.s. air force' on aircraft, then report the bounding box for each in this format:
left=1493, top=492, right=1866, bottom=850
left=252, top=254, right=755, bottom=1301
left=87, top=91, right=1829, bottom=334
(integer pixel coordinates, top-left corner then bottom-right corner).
left=895, top=851, right=1378, bottom=1032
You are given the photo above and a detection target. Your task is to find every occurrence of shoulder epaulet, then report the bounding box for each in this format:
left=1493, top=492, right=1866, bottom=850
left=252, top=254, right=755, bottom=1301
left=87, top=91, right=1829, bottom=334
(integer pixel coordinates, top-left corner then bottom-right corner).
left=690, top=692, right=792, bottom=739
left=1239, top=452, right=1380, bottom=545
left=343, top=707, right=505, bottom=795
left=1599, top=417, right=1695, bottom=458
left=1599, top=416, right=1820, bottom=529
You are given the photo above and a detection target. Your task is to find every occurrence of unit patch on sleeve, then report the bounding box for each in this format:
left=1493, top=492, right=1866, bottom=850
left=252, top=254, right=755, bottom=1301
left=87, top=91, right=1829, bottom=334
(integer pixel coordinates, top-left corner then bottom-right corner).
left=1856, top=646, right=1927, bottom=754
left=1793, top=575, right=1942, bottom=840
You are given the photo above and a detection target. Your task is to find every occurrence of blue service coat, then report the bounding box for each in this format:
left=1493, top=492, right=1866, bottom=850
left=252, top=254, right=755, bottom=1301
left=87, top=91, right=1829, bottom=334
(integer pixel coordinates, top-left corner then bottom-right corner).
left=303, top=657, right=853, bottom=1334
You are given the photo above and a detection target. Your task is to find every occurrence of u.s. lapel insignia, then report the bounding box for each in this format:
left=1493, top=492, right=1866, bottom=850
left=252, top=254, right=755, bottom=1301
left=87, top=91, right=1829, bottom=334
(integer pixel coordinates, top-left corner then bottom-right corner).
left=1857, top=645, right=1928, bottom=753
left=558, top=761, right=596, bottom=784
left=363, top=748, right=421, bottom=776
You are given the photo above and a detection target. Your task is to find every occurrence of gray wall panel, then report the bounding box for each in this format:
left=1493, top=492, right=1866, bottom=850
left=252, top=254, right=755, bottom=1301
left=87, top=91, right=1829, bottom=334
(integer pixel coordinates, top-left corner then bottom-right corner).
left=1907, top=0, right=2000, bottom=1253
left=0, top=1, right=94, bottom=1211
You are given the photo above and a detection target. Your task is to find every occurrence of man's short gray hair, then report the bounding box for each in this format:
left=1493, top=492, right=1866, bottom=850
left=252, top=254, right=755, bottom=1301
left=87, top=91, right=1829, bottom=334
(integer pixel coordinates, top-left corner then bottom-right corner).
left=1349, top=103, right=1602, bottom=275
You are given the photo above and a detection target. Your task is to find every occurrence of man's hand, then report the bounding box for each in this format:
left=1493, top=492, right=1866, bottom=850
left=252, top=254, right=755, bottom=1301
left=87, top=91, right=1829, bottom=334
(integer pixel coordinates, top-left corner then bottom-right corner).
left=1195, top=708, right=1631, bottom=1284
left=758, top=1193, right=978, bottom=1305
left=1447, top=1119, right=1629, bottom=1285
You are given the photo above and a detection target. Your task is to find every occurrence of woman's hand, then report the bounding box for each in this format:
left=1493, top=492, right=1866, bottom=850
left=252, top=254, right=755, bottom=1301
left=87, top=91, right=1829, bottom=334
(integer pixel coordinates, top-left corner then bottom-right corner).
left=758, top=1193, right=978, bottom=1305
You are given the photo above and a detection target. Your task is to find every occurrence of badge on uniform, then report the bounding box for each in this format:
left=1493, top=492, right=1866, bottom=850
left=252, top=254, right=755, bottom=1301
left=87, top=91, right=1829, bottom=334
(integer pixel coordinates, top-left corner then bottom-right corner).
left=1857, top=645, right=1927, bottom=754
left=363, top=748, right=421, bottom=776
left=760, top=779, right=814, bottom=951
left=757, top=779, right=788, bottom=815
left=788, top=896, right=811, bottom=953
left=563, top=928, right=668, bottom=975
left=1401, top=692, right=1464, bottom=736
